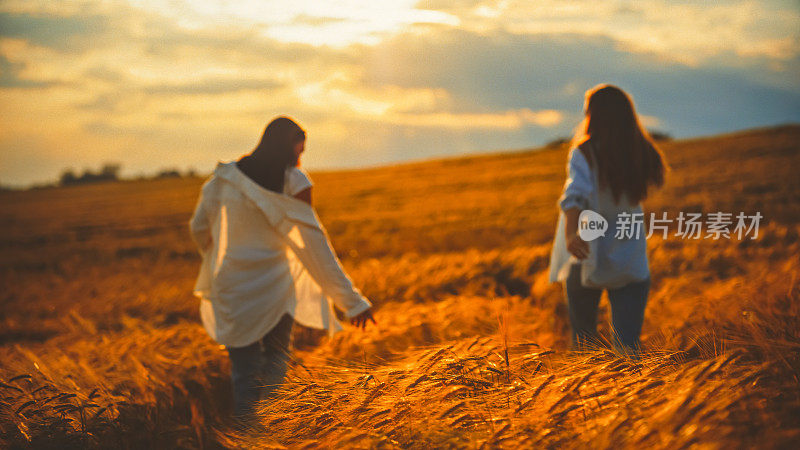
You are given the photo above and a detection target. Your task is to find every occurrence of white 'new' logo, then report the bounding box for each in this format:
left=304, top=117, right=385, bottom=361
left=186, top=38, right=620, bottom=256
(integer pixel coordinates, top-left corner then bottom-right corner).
left=578, top=210, right=607, bottom=241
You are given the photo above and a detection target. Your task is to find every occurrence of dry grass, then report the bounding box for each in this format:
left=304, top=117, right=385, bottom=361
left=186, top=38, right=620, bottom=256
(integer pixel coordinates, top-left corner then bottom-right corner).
left=1, top=124, right=799, bottom=448
left=226, top=241, right=800, bottom=448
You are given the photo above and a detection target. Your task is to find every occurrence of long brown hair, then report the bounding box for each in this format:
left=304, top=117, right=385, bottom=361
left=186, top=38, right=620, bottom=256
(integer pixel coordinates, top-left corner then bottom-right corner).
left=237, top=117, right=306, bottom=193
left=571, top=84, right=666, bottom=205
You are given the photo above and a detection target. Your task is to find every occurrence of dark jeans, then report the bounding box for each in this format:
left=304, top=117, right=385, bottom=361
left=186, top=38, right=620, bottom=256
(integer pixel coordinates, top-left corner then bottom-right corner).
left=564, top=263, right=650, bottom=355
left=225, top=314, right=294, bottom=419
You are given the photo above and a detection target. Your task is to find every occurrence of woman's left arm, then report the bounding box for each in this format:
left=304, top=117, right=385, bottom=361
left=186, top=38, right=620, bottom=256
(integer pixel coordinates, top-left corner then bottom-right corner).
left=559, top=148, right=593, bottom=259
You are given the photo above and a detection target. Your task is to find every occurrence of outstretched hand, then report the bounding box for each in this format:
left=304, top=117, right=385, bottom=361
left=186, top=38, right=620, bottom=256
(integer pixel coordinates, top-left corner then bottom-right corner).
left=351, top=308, right=376, bottom=330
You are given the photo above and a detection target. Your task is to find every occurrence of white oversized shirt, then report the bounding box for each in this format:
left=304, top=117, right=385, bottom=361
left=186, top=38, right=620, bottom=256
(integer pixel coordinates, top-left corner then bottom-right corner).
left=548, top=146, right=650, bottom=286
left=189, top=162, right=371, bottom=347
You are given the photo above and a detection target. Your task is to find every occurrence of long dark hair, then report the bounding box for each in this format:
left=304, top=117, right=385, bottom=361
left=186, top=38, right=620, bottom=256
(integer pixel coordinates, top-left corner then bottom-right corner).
left=571, top=84, right=666, bottom=205
left=237, top=117, right=306, bottom=193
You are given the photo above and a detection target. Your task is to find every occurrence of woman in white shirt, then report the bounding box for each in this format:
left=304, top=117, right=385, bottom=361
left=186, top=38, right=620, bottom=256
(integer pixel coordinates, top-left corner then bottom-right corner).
left=190, top=117, right=375, bottom=420
left=548, top=85, right=666, bottom=355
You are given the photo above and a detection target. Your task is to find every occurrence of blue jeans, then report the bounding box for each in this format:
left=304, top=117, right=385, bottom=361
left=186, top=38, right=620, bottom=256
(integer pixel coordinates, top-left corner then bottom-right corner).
left=564, top=263, right=650, bottom=355
left=225, top=314, right=294, bottom=419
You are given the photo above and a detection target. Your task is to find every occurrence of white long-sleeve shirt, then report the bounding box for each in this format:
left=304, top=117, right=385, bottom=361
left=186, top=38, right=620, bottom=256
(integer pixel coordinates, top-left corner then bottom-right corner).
left=190, top=162, right=371, bottom=347
left=548, top=146, right=650, bottom=287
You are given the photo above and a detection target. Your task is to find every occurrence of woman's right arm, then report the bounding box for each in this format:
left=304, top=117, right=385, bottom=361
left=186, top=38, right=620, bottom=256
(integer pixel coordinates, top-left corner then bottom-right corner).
left=281, top=216, right=375, bottom=327
left=559, top=148, right=593, bottom=259
left=286, top=169, right=374, bottom=328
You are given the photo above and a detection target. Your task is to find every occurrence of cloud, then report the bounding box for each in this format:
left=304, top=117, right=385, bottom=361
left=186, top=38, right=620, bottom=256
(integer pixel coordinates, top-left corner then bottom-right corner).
left=0, top=11, right=107, bottom=51
left=384, top=109, right=564, bottom=129
left=141, top=77, right=284, bottom=95
left=360, top=27, right=800, bottom=137
left=0, top=0, right=798, bottom=187
left=362, top=30, right=642, bottom=111
left=0, top=53, right=59, bottom=88
left=290, top=14, right=350, bottom=27
left=72, top=73, right=285, bottom=113
left=414, top=0, right=800, bottom=66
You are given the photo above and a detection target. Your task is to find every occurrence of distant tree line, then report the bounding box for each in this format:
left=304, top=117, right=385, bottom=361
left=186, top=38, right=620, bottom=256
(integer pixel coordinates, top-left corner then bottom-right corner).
left=60, top=163, right=122, bottom=185
left=58, top=163, right=199, bottom=187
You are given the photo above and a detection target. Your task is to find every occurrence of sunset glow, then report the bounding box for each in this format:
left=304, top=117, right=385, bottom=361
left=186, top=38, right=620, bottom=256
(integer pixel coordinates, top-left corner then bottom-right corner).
left=1, top=2, right=800, bottom=447
left=0, top=0, right=798, bottom=186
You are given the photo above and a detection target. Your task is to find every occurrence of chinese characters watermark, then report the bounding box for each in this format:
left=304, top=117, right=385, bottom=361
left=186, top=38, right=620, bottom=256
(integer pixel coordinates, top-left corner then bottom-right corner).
left=578, top=210, right=762, bottom=242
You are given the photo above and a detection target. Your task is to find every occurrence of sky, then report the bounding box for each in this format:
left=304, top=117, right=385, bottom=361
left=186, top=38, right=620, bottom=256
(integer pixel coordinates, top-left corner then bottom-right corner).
left=0, top=0, right=798, bottom=187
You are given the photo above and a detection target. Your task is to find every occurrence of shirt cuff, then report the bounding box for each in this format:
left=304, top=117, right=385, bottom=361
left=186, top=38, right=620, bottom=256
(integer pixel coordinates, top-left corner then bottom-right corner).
left=343, top=298, right=372, bottom=319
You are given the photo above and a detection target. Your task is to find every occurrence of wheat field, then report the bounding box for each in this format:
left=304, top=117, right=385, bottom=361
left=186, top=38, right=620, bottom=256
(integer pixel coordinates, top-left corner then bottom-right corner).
left=1, top=125, right=799, bottom=449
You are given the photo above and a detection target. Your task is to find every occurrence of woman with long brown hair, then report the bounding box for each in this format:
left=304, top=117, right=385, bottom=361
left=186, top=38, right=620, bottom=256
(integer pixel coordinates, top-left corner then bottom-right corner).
left=549, top=85, right=666, bottom=355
